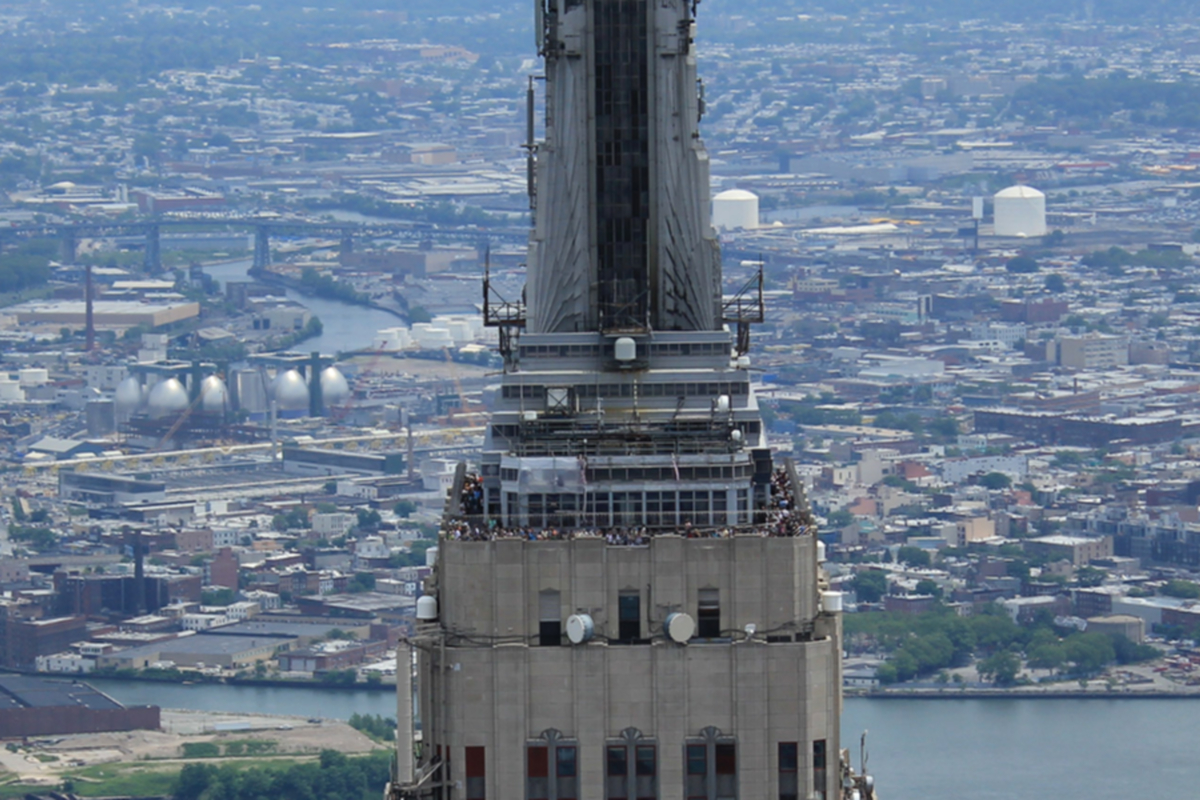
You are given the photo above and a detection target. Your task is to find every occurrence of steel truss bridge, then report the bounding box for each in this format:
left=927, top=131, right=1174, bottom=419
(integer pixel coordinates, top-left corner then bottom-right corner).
left=0, top=218, right=527, bottom=271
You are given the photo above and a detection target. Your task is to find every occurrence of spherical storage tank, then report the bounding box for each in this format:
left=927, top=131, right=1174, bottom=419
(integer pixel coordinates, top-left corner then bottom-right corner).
left=114, top=376, right=144, bottom=421
left=994, top=185, right=1046, bottom=238
left=199, top=375, right=229, bottom=413
left=712, top=189, right=759, bottom=231
left=319, top=366, right=350, bottom=408
left=147, top=378, right=189, bottom=418
left=272, top=369, right=309, bottom=412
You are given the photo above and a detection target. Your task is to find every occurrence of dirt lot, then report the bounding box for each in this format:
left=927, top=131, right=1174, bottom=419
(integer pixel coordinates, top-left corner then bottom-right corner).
left=0, top=709, right=383, bottom=784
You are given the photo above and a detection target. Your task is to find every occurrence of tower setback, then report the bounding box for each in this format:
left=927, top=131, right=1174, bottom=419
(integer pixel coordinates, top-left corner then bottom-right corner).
left=387, top=2, right=877, bottom=799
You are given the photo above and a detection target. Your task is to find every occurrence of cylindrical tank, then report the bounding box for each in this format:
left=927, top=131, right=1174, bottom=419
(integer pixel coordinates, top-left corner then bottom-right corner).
left=147, top=377, right=189, bottom=419
left=823, top=591, right=844, bottom=613
left=320, top=366, right=351, bottom=408
left=272, top=369, right=309, bottom=412
left=234, top=369, right=268, bottom=415
left=86, top=399, right=116, bottom=436
left=994, top=185, right=1046, bottom=237
left=0, top=376, right=25, bottom=402
left=712, top=189, right=759, bottom=231
left=425, top=546, right=438, bottom=568
left=199, top=375, right=229, bottom=413
left=18, top=368, right=49, bottom=387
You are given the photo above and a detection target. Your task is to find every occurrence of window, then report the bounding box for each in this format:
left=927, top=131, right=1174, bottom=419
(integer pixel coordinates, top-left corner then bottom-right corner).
left=635, top=745, right=657, bottom=800
left=527, top=746, right=548, bottom=800
left=607, top=746, right=629, bottom=799
left=618, top=592, right=641, bottom=642
left=813, top=740, right=827, bottom=800
left=686, top=728, right=736, bottom=800
left=529, top=730, right=577, bottom=800
left=715, top=744, right=736, bottom=799
left=778, top=742, right=797, bottom=800
left=556, top=747, right=578, bottom=800
left=686, top=745, right=707, bottom=800
left=540, top=590, right=562, bottom=647
left=466, top=746, right=486, bottom=800
left=697, top=589, right=720, bottom=639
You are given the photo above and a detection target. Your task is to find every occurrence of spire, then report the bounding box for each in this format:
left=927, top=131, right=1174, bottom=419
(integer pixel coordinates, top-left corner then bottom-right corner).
left=527, top=0, right=721, bottom=334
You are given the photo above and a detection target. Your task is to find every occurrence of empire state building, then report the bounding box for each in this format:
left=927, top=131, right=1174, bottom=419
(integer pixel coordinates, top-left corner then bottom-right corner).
left=385, top=2, right=876, bottom=799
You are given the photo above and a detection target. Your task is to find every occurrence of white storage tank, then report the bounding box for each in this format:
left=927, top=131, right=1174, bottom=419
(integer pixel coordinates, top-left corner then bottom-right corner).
left=147, top=377, right=189, bottom=418
left=0, top=376, right=25, bottom=403
left=272, top=369, right=309, bottom=413
left=199, top=375, right=229, bottom=413
left=712, top=189, right=760, bottom=231
left=374, top=327, right=412, bottom=351
left=18, top=368, right=49, bottom=387
left=994, top=185, right=1046, bottom=238
left=320, top=366, right=351, bottom=408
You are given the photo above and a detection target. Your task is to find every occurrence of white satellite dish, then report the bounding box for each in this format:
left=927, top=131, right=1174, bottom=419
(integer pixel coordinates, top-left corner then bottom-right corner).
left=664, top=612, right=696, bottom=643
left=566, top=613, right=594, bottom=644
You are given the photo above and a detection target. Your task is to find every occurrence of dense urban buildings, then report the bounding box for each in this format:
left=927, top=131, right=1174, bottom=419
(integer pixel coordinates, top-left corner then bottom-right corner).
left=1, top=0, right=1200, bottom=774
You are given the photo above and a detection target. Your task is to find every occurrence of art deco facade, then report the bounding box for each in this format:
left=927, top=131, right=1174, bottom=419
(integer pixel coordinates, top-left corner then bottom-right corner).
left=387, top=1, right=868, bottom=799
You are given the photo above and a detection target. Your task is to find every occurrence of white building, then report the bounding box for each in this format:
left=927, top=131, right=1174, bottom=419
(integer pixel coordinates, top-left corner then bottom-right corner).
left=313, top=512, right=356, bottom=537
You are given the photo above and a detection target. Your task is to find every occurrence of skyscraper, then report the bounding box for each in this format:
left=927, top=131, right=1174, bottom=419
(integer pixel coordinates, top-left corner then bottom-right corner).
left=387, top=2, right=873, bottom=798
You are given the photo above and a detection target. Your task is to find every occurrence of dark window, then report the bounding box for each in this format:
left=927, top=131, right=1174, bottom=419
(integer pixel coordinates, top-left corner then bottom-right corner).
left=715, top=743, right=736, bottom=799
left=466, top=746, right=486, bottom=800
left=635, top=745, right=656, bottom=800
left=686, top=744, right=707, bottom=800
left=540, top=590, right=561, bottom=646
left=813, top=740, right=827, bottom=800
left=778, top=742, right=797, bottom=800
left=697, top=589, right=720, bottom=639
left=557, top=746, right=578, bottom=800
left=527, top=746, right=549, bottom=800
left=607, top=746, right=628, bottom=799
left=618, top=592, right=641, bottom=642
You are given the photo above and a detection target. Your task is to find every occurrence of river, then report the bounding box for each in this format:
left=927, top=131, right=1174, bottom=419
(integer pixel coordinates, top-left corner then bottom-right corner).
left=204, top=259, right=402, bottom=354
left=85, top=679, right=1196, bottom=799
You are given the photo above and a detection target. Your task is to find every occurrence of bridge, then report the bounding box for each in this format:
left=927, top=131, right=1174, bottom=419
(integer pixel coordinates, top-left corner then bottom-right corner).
left=0, top=218, right=527, bottom=271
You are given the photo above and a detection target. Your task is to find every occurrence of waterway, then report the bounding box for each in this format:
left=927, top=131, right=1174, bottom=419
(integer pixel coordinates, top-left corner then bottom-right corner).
left=842, top=697, right=1195, bottom=800
left=85, top=679, right=1197, bottom=799
left=87, top=678, right=396, bottom=721
left=203, top=259, right=400, bottom=354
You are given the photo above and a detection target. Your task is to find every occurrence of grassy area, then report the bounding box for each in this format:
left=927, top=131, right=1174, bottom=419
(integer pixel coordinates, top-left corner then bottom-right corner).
left=0, top=756, right=315, bottom=799
left=0, top=283, right=54, bottom=309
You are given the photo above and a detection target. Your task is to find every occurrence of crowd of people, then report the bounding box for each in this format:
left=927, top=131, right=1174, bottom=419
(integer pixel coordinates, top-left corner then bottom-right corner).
left=444, top=467, right=813, bottom=542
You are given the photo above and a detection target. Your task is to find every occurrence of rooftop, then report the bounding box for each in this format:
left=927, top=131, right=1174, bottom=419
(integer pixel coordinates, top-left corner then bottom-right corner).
left=0, top=675, right=124, bottom=711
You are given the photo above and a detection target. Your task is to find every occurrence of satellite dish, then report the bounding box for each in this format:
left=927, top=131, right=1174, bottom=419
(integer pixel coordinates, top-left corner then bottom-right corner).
left=566, top=613, right=594, bottom=644
left=664, top=612, right=695, bottom=644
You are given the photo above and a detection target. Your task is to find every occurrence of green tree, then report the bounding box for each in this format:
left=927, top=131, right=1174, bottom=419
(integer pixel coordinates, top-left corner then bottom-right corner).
left=897, top=546, right=932, bottom=568
left=1065, top=632, right=1115, bottom=675
left=1006, top=255, right=1039, bottom=274
left=978, top=650, right=1020, bottom=686
left=979, top=472, right=1012, bottom=490
left=1044, top=273, right=1066, bottom=293
left=914, top=579, right=943, bottom=599
left=1162, top=579, right=1200, bottom=599
left=393, top=500, right=417, bottom=518
left=851, top=570, right=889, bottom=603
left=356, top=509, right=382, bottom=530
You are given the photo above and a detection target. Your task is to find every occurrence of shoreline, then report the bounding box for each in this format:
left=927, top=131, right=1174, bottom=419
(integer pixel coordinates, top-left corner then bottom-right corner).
left=248, top=265, right=407, bottom=322
left=851, top=688, right=1200, bottom=700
